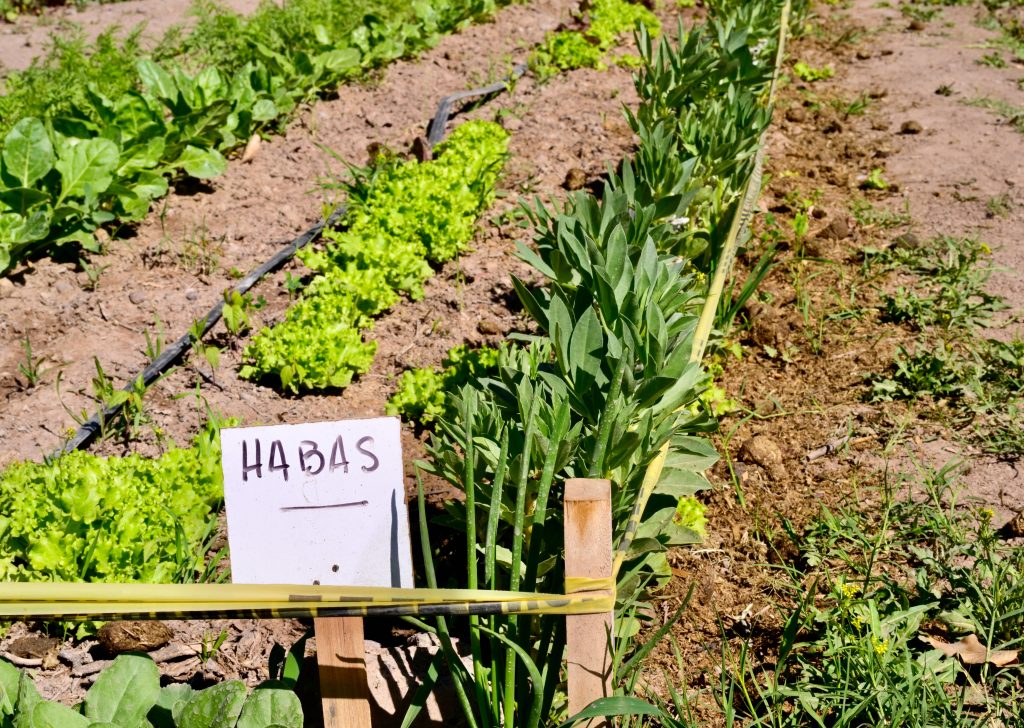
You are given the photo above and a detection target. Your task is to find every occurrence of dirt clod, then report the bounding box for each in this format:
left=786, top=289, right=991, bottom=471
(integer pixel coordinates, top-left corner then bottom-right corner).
left=738, top=435, right=786, bottom=481
left=98, top=621, right=174, bottom=654
left=409, top=136, right=432, bottom=163
left=900, top=120, right=923, bottom=134
left=822, top=216, right=851, bottom=240
left=8, top=635, right=59, bottom=659
left=1001, top=510, right=1024, bottom=539
left=893, top=231, right=922, bottom=249
left=476, top=319, right=503, bottom=335
left=785, top=107, right=808, bottom=123
left=563, top=167, right=588, bottom=191
left=908, top=19, right=926, bottom=31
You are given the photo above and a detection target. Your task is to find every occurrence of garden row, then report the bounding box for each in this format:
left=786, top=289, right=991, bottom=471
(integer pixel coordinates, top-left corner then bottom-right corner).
left=0, top=0, right=664, bottom=277
left=0, top=0, right=801, bottom=723
left=0, top=0, right=516, bottom=273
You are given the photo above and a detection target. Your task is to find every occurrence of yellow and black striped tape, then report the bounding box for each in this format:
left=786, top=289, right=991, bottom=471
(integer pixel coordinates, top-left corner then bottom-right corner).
left=0, top=578, right=614, bottom=622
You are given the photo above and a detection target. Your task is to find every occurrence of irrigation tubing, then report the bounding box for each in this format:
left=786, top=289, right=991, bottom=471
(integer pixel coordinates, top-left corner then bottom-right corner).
left=57, top=63, right=528, bottom=458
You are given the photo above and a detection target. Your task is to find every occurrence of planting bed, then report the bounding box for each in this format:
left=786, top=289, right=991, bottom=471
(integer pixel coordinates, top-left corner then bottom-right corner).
left=2, top=0, right=1024, bottom=725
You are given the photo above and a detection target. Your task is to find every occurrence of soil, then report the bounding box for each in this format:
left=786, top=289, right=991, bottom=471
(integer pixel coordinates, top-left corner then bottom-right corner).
left=1, top=0, right=1022, bottom=723
left=0, top=0, right=263, bottom=73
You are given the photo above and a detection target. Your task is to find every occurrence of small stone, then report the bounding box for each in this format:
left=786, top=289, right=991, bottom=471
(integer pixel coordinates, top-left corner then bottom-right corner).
left=867, top=87, right=888, bottom=100
left=893, top=232, right=922, bottom=250
left=98, top=621, right=173, bottom=654
left=563, top=168, right=587, bottom=191
left=477, top=320, right=503, bottom=335
left=785, top=107, right=808, bottom=123
left=56, top=281, right=73, bottom=295
left=855, top=49, right=872, bottom=60
left=501, top=116, right=523, bottom=133
left=880, top=48, right=894, bottom=56
left=900, top=120, right=923, bottom=135
left=812, top=207, right=827, bottom=219
left=0, top=278, right=13, bottom=298
left=128, top=291, right=146, bottom=305
left=908, top=19, right=926, bottom=31
left=185, top=289, right=199, bottom=302
left=872, top=120, right=889, bottom=131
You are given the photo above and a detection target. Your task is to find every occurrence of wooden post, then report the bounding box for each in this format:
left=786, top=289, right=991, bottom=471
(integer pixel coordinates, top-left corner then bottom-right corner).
left=315, top=616, right=372, bottom=728
left=564, top=478, right=613, bottom=727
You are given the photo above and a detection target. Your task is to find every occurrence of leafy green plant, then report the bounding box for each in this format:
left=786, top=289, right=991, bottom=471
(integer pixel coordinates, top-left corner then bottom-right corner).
left=0, top=653, right=303, bottom=727
left=222, top=291, right=254, bottom=337
left=0, top=420, right=227, bottom=582
left=387, top=344, right=501, bottom=423
left=862, top=166, right=890, bottom=190
left=529, top=0, right=661, bottom=78
left=793, top=60, right=835, bottom=82
left=241, top=120, right=508, bottom=392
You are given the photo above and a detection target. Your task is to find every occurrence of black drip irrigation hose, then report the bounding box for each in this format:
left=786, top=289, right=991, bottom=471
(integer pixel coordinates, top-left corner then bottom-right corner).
left=56, top=63, right=528, bottom=458
left=426, top=62, right=527, bottom=147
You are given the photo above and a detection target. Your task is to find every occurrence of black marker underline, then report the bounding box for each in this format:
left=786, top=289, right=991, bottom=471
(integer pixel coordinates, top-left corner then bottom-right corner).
left=280, top=500, right=369, bottom=512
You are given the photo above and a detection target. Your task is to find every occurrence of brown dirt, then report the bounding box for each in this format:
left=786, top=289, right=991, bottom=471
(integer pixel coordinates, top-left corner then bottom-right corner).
left=0, top=0, right=263, bottom=73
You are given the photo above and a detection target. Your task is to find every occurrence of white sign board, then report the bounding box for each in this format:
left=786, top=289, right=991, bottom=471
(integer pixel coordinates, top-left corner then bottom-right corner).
left=220, top=417, right=413, bottom=588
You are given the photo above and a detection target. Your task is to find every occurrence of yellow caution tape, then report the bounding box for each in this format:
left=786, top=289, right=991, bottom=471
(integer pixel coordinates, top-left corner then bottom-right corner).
left=0, top=580, right=615, bottom=622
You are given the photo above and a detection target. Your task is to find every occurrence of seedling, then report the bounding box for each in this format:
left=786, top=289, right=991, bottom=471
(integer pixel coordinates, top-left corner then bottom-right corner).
left=862, top=167, right=889, bottom=190
left=189, top=318, right=221, bottom=372
left=222, top=290, right=253, bottom=337
left=17, top=336, right=54, bottom=389
left=78, top=257, right=110, bottom=292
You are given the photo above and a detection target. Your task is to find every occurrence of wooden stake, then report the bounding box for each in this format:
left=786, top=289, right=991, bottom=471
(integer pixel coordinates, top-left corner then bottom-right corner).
left=564, top=478, right=613, bottom=727
left=315, top=616, right=372, bottom=728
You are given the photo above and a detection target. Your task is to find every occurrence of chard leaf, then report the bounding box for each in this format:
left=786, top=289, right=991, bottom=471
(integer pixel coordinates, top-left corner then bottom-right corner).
left=84, top=654, right=160, bottom=726
left=3, top=118, right=54, bottom=187
left=174, top=146, right=227, bottom=179
left=55, top=138, right=119, bottom=200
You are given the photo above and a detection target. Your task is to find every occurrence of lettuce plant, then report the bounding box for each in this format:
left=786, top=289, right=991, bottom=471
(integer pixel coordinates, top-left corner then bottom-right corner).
left=0, top=422, right=225, bottom=583
left=240, top=121, right=508, bottom=393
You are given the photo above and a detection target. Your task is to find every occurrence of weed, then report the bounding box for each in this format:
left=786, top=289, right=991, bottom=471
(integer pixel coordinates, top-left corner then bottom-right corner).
left=861, top=167, right=890, bottom=190
left=189, top=318, right=221, bottom=373
left=793, top=61, right=835, bottom=82
left=850, top=197, right=910, bottom=228
left=979, top=50, right=1008, bottom=67
left=144, top=316, right=166, bottom=361
left=16, top=336, right=53, bottom=389
left=719, top=466, right=1024, bottom=726
left=985, top=192, right=1012, bottom=218
left=878, top=236, right=1004, bottom=332
left=967, top=96, right=1024, bottom=133
left=179, top=223, right=224, bottom=276
left=221, top=290, right=254, bottom=337
left=78, top=257, right=110, bottom=292
left=283, top=271, right=305, bottom=299
left=935, top=83, right=955, bottom=96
